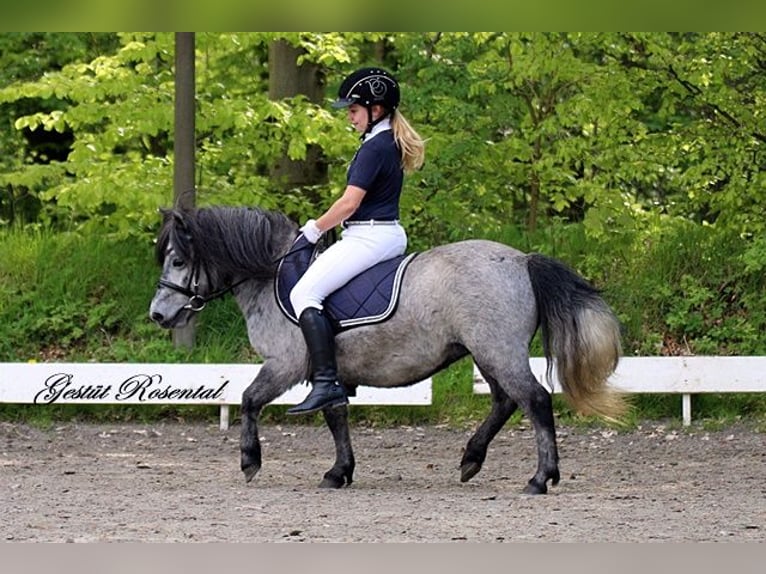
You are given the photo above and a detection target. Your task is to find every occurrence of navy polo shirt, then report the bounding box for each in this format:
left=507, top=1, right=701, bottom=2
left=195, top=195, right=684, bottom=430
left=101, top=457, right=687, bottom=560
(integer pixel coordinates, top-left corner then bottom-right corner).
left=346, top=130, right=403, bottom=221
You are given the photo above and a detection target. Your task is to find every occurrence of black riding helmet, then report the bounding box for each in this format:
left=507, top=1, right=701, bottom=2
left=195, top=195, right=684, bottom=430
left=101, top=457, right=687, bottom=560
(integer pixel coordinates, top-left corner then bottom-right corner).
left=332, top=67, right=400, bottom=110
left=332, top=67, right=400, bottom=136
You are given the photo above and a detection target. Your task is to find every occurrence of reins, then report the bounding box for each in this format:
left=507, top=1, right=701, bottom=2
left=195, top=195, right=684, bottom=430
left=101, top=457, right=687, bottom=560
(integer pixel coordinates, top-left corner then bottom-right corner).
left=270, top=236, right=315, bottom=265
left=269, top=227, right=337, bottom=266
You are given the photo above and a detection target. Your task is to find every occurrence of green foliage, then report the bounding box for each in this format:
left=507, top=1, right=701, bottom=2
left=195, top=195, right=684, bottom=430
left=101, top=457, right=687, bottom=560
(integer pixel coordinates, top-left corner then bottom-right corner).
left=613, top=220, right=766, bottom=357
left=0, top=33, right=121, bottom=226
left=0, top=228, right=146, bottom=359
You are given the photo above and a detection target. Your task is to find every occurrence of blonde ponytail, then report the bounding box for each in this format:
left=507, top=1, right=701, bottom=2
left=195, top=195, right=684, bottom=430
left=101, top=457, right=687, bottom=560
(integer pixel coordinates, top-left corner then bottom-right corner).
left=391, top=110, right=425, bottom=173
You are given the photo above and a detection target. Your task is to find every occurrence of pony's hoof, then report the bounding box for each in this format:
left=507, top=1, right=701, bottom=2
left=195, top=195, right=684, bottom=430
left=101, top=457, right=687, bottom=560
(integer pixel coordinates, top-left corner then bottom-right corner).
left=460, top=461, right=482, bottom=483
left=319, top=469, right=351, bottom=488
left=318, top=478, right=344, bottom=489
left=242, top=464, right=260, bottom=483
left=522, top=479, right=548, bottom=495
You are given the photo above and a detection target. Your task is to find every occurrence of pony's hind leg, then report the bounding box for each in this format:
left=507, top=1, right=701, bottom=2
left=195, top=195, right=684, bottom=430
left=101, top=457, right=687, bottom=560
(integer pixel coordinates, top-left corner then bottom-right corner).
left=460, top=368, right=518, bottom=483
left=483, top=362, right=560, bottom=494
left=519, top=379, right=560, bottom=494
left=319, top=404, right=356, bottom=488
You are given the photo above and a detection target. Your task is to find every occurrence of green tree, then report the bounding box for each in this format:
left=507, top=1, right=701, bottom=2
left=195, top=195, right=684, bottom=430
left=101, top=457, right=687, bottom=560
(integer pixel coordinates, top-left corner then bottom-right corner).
left=1, top=32, right=764, bottom=248
left=0, top=32, right=120, bottom=225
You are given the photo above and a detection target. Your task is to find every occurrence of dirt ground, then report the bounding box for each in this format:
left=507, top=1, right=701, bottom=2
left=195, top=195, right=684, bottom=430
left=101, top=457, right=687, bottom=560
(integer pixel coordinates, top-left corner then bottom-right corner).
left=1, top=420, right=764, bottom=542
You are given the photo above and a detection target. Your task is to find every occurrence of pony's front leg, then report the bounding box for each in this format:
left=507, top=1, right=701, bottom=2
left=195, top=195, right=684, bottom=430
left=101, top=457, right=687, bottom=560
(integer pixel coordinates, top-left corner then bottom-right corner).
left=240, top=365, right=291, bottom=483
left=319, top=404, right=355, bottom=488
left=240, top=388, right=264, bottom=483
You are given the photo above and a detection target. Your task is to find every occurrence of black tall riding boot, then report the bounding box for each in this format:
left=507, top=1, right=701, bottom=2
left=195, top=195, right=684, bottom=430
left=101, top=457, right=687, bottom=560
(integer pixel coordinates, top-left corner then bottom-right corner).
left=286, top=308, right=348, bottom=415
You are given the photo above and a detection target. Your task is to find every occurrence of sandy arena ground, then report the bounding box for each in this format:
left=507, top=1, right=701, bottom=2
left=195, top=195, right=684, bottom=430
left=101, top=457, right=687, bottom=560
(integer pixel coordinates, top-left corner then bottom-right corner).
left=1, top=420, right=764, bottom=542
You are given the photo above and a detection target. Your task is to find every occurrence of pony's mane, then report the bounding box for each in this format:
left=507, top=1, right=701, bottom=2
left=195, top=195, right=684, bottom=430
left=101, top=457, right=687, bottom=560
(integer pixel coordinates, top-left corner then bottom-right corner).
left=156, top=206, right=297, bottom=278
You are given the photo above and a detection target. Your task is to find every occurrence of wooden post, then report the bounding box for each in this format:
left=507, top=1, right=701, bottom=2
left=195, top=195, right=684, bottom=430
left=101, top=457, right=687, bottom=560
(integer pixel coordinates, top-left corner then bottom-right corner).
left=173, top=32, right=197, bottom=349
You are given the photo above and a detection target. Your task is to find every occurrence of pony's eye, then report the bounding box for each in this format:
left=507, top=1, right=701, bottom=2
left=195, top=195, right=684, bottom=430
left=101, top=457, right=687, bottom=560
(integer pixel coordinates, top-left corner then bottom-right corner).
left=171, top=258, right=186, bottom=269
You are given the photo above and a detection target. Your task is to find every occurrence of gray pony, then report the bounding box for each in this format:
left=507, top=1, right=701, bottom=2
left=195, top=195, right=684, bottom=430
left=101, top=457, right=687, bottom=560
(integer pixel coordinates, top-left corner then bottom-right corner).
left=150, top=206, right=626, bottom=494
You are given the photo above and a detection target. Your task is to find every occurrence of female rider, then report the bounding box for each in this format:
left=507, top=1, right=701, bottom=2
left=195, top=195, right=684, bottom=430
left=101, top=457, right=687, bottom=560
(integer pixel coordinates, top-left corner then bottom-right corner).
left=287, top=67, right=426, bottom=415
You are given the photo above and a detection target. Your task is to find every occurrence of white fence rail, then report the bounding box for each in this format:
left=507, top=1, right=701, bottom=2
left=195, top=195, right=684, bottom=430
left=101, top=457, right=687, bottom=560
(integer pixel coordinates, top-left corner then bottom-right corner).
left=2, top=356, right=764, bottom=429
left=0, top=363, right=432, bottom=430
left=473, top=356, right=766, bottom=426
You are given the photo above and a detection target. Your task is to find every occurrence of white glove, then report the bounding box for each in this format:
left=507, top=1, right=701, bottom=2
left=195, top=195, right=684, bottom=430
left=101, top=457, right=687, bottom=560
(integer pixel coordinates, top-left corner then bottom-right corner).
left=300, top=219, right=323, bottom=244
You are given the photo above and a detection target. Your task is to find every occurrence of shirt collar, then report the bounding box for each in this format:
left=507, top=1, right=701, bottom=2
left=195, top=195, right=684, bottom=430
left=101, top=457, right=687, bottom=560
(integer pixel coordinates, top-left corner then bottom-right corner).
left=362, top=117, right=392, bottom=143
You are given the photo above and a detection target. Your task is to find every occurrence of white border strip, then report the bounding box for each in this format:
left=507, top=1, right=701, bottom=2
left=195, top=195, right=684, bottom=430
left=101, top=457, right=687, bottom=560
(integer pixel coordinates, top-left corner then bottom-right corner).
left=0, top=362, right=432, bottom=430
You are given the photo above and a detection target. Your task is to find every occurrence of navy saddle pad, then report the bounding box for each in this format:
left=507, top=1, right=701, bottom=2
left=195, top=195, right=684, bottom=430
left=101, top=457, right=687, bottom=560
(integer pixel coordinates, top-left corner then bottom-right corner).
left=275, top=234, right=417, bottom=331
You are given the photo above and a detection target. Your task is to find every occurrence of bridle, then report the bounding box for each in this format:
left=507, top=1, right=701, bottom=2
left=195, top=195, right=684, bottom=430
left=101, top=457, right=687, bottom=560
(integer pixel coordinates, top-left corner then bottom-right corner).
left=157, top=256, right=246, bottom=313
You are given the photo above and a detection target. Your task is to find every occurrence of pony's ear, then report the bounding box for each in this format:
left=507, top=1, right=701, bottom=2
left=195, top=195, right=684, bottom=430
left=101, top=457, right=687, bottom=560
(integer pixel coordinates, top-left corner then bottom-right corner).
left=158, top=207, right=190, bottom=232
left=158, top=207, right=180, bottom=225
left=171, top=210, right=188, bottom=231
left=157, top=207, right=170, bottom=224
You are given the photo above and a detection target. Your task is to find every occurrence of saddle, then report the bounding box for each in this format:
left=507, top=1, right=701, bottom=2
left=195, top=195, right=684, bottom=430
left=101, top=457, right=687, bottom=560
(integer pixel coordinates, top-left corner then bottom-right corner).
left=275, top=234, right=417, bottom=333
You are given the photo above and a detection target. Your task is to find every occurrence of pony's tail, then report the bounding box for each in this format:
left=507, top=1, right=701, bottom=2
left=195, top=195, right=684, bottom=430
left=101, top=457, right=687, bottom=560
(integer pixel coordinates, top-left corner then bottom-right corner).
left=526, top=253, right=627, bottom=422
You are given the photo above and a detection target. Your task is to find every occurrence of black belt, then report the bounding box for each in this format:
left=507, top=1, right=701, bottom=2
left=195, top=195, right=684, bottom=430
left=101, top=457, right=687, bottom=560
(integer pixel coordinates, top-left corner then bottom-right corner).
left=342, top=219, right=399, bottom=227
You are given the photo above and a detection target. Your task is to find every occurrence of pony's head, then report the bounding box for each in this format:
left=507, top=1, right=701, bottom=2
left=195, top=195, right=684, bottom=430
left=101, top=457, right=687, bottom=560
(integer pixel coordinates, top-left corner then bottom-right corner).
left=149, top=208, right=211, bottom=329
left=149, top=206, right=298, bottom=328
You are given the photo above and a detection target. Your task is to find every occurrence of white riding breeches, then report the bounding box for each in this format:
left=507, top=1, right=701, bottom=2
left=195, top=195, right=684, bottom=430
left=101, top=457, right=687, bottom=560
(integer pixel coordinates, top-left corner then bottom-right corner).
left=289, top=222, right=407, bottom=318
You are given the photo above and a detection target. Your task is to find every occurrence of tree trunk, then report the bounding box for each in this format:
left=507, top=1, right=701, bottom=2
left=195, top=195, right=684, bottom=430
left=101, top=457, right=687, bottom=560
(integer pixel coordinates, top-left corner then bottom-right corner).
left=527, top=135, right=542, bottom=233
left=268, top=39, right=327, bottom=202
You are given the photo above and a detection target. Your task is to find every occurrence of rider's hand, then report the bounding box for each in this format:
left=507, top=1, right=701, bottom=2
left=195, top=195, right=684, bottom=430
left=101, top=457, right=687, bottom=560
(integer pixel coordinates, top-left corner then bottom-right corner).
left=300, top=219, right=323, bottom=244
